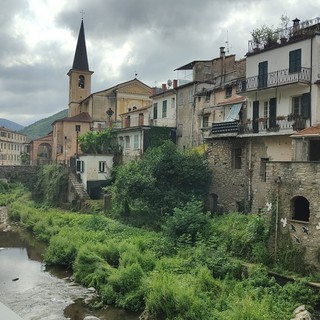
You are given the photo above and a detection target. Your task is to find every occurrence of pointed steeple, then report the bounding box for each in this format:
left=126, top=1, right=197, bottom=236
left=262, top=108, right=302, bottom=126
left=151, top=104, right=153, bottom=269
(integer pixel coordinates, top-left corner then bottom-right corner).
left=72, top=19, right=89, bottom=71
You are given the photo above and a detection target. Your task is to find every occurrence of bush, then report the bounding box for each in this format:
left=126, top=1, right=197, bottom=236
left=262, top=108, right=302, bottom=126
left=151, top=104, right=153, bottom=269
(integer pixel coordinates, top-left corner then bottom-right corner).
left=163, top=199, right=211, bottom=245
left=144, top=271, right=213, bottom=320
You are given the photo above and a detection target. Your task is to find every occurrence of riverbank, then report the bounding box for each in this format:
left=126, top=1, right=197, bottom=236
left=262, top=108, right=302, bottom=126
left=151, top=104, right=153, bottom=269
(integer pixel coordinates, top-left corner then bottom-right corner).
left=0, top=206, right=11, bottom=231
left=0, top=209, right=98, bottom=320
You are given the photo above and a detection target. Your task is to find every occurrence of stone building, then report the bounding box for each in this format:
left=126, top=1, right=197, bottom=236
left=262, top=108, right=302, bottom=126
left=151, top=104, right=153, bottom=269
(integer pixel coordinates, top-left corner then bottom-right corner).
left=174, top=47, right=246, bottom=150
left=205, top=17, right=320, bottom=266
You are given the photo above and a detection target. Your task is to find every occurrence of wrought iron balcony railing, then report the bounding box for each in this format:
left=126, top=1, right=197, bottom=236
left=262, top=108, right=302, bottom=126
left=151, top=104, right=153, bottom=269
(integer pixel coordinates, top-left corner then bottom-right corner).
left=210, top=115, right=306, bottom=136
left=237, top=67, right=310, bottom=93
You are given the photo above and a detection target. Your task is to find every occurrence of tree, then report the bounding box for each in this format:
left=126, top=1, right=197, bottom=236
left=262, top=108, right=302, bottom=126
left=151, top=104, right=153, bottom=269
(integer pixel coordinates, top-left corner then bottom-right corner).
left=78, top=129, right=121, bottom=154
left=109, top=141, right=211, bottom=228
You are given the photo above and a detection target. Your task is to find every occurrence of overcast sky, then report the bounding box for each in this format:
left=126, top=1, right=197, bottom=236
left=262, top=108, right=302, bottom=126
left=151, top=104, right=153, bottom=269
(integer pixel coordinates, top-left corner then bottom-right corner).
left=1, top=0, right=320, bottom=126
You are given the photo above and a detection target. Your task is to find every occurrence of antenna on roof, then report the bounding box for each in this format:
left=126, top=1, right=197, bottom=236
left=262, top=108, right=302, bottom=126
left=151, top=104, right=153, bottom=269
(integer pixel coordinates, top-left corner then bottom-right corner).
left=225, top=30, right=230, bottom=55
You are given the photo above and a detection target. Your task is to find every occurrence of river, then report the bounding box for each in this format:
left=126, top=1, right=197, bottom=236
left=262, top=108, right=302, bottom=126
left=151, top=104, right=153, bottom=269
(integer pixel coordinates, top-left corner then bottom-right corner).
left=0, top=227, right=140, bottom=320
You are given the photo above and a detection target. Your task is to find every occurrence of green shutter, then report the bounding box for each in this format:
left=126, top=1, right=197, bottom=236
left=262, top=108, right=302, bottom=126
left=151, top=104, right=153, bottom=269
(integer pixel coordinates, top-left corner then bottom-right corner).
left=253, top=100, right=259, bottom=133
left=301, top=92, right=310, bottom=119
left=269, top=97, right=277, bottom=128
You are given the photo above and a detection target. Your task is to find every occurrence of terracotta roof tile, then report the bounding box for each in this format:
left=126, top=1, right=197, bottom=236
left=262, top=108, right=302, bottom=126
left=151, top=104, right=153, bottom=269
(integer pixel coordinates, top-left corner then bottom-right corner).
left=291, top=123, right=320, bottom=137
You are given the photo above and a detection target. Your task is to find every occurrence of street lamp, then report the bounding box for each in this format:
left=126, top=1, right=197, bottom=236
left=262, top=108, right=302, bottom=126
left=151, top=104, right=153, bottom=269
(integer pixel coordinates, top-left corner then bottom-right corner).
left=75, top=125, right=81, bottom=157
left=106, top=108, right=114, bottom=127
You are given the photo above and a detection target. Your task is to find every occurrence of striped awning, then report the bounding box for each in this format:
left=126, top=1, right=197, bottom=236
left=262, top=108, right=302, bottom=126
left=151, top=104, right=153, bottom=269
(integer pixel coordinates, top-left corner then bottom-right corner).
left=224, top=103, right=242, bottom=122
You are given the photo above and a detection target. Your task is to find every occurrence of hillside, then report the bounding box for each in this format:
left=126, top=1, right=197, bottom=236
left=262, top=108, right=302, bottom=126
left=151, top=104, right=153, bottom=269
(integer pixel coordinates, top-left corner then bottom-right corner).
left=19, top=109, right=68, bottom=142
left=0, top=119, right=24, bottom=131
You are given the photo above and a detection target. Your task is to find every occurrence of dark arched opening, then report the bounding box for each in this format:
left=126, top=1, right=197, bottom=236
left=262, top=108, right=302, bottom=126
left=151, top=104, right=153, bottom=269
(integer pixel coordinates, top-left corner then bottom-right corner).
left=78, top=75, right=85, bottom=88
left=292, top=196, right=310, bottom=222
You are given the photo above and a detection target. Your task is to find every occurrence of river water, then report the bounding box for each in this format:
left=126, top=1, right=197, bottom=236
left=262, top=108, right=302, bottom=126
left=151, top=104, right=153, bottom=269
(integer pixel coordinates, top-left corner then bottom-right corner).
left=0, top=228, right=140, bottom=320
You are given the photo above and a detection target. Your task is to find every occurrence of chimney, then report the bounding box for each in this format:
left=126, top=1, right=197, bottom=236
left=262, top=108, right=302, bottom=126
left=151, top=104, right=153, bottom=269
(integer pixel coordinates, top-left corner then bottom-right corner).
left=173, top=79, right=178, bottom=89
left=162, top=83, right=167, bottom=92
left=151, top=87, right=157, bottom=96
left=220, top=46, right=225, bottom=58
left=292, top=18, right=300, bottom=35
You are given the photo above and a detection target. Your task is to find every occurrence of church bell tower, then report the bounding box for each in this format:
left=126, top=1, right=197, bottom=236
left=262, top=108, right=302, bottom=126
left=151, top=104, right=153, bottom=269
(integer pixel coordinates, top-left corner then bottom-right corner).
left=67, top=19, right=94, bottom=117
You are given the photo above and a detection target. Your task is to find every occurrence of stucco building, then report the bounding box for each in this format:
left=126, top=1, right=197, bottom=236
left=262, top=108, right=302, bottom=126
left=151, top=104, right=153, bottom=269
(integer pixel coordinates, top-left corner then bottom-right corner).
left=50, top=19, right=152, bottom=165
left=0, top=127, right=26, bottom=166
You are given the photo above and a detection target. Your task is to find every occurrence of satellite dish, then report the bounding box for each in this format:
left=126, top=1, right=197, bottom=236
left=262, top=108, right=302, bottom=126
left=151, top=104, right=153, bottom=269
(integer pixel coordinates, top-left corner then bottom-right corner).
left=167, top=79, right=172, bottom=88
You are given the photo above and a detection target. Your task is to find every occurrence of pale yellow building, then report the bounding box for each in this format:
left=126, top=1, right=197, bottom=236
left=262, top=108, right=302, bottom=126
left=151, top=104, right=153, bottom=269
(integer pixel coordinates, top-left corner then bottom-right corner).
left=0, top=127, right=27, bottom=165
left=52, top=19, right=152, bottom=164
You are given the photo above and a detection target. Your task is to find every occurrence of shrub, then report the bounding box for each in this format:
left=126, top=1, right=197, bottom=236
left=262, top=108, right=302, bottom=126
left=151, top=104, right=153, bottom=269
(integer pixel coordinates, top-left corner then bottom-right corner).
left=163, top=199, right=211, bottom=245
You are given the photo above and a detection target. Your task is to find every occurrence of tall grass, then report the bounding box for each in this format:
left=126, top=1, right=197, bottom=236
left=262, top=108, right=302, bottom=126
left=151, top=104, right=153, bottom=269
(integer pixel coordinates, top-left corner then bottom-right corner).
left=4, top=185, right=320, bottom=318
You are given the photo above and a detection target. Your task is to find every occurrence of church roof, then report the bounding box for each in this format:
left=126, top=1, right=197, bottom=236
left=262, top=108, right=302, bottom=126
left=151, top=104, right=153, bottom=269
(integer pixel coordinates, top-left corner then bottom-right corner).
left=52, top=112, right=92, bottom=125
left=72, top=19, right=89, bottom=71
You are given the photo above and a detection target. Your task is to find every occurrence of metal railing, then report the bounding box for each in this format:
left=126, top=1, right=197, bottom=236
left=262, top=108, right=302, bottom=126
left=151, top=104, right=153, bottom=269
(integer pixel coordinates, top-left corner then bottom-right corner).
left=237, top=67, right=310, bottom=93
left=210, top=115, right=306, bottom=135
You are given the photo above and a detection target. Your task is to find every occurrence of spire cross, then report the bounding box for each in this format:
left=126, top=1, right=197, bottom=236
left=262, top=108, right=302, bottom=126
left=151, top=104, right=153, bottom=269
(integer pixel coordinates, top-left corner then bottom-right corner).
left=80, top=10, right=85, bottom=20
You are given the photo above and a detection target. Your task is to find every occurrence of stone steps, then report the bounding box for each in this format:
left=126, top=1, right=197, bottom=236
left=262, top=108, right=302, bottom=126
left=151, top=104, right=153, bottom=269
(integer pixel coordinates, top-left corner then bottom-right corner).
left=69, top=173, right=90, bottom=200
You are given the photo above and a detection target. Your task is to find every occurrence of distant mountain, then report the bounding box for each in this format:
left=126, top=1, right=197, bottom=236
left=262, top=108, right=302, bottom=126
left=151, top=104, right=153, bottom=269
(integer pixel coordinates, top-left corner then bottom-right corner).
left=19, top=109, right=68, bottom=142
left=0, top=119, right=24, bottom=131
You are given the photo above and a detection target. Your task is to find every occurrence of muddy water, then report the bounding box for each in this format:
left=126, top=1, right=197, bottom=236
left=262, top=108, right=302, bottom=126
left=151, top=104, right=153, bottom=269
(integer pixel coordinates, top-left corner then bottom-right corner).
left=0, top=229, right=140, bottom=320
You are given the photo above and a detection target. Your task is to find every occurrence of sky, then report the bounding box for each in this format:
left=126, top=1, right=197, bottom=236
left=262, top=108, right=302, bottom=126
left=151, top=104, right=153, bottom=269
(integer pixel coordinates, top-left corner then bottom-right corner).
left=1, top=0, right=320, bottom=126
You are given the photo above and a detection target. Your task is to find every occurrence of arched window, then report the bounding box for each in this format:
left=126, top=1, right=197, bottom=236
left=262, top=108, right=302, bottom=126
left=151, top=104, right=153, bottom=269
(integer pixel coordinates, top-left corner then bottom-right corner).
left=78, top=75, right=85, bottom=88
left=292, top=196, right=310, bottom=222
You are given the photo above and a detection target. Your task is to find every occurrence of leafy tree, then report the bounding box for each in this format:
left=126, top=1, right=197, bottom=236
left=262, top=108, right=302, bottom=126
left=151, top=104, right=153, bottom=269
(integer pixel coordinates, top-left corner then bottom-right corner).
left=78, top=129, right=121, bottom=154
left=110, top=141, right=211, bottom=227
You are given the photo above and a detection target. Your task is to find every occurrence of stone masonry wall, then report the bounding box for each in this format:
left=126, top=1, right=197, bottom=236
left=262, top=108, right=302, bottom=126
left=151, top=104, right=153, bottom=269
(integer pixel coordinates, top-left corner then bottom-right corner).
left=0, top=166, right=39, bottom=190
left=265, top=161, right=320, bottom=266
left=207, top=139, right=248, bottom=213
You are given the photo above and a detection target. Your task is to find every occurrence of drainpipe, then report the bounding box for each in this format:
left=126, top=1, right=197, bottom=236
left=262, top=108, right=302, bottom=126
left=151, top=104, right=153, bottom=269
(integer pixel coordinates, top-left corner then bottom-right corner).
left=274, top=176, right=282, bottom=263
left=248, top=140, right=252, bottom=206
left=310, top=37, right=313, bottom=125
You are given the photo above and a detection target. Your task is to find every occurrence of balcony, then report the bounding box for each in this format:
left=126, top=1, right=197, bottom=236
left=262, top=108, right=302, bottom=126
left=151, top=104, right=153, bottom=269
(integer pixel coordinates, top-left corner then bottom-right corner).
left=210, top=115, right=306, bottom=137
left=237, top=67, right=310, bottom=93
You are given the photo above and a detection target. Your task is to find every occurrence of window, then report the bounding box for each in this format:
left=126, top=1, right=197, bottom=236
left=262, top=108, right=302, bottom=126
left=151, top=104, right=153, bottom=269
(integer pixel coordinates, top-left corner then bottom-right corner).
left=292, top=93, right=310, bottom=118
left=178, top=92, right=184, bottom=105
left=292, top=196, right=310, bottom=221
left=202, top=115, right=209, bottom=128
left=133, top=134, right=139, bottom=149
left=118, top=136, right=124, bottom=148
left=162, top=100, right=167, bottom=118
left=205, top=90, right=211, bottom=102
left=76, top=160, right=84, bottom=173
left=258, top=61, right=268, bottom=88
left=232, top=148, right=242, bottom=169
left=125, top=136, right=130, bottom=149
left=78, top=75, right=85, bottom=88
left=153, top=103, right=158, bottom=119
left=99, top=161, right=106, bottom=173
left=289, top=49, right=301, bottom=73
left=225, top=86, right=232, bottom=98
left=188, top=88, right=193, bottom=103
left=260, top=158, right=269, bottom=181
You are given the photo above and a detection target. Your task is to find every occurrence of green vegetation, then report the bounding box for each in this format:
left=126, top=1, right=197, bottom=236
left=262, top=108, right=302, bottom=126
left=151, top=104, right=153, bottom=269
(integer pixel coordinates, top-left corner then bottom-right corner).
left=19, top=109, right=68, bottom=141
left=2, top=141, right=320, bottom=319
left=78, top=129, right=121, bottom=154
left=4, top=190, right=320, bottom=319
left=32, top=164, right=68, bottom=207
left=109, top=140, right=211, bottom=228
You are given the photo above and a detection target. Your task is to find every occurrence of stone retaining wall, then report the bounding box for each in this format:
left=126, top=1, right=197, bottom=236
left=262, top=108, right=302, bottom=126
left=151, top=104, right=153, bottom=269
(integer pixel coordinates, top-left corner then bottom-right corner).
left=0, top=166, right=39, bottom=189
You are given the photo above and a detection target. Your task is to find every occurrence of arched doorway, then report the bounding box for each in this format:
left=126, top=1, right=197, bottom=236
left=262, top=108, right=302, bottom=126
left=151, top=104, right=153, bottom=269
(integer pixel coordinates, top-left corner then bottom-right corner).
left=292, top=196, right=310, bottom=222
left=37, top=143, right=52, bottom=164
